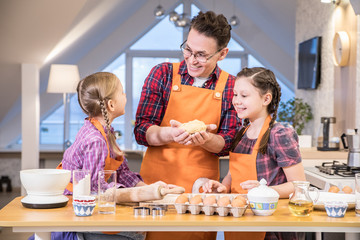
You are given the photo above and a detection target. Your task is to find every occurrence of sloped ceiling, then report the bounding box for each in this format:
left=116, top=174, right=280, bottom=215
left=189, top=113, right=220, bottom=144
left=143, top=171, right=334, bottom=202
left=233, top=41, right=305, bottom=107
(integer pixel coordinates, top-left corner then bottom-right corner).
left=0, top=0, right=296, bottom=148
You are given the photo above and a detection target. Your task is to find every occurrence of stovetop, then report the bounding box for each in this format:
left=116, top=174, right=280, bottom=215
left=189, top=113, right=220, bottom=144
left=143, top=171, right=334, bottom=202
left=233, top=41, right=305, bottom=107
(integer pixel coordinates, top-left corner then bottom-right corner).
left=315, top=160, right=360, bottom=177
left=305, top=161, right=357, bottom=189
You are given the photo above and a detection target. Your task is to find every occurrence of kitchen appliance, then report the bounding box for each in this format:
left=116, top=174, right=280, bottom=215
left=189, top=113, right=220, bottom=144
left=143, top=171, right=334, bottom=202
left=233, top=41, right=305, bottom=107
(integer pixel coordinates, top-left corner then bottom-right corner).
left=317, top=117, right=339, bottom=151
left=20, top=169, right=71, bottom=209
left=305, top=160, right=359, bottom=190
left=341, top=129, right=360, bottom=167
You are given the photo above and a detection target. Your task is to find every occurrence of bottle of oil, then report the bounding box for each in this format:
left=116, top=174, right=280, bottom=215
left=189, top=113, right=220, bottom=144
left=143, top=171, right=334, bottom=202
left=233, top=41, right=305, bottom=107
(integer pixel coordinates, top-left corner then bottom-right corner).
left=288, top=181, right=319, bottom=217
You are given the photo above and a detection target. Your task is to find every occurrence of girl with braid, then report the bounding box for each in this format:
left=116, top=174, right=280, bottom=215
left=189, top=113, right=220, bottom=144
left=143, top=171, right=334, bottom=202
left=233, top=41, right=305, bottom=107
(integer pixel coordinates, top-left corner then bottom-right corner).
left=61, top=72, right=146, bottom=195
left=52, top=72, right=147, bottom=240
left=202, top=67, right=305, bottom=240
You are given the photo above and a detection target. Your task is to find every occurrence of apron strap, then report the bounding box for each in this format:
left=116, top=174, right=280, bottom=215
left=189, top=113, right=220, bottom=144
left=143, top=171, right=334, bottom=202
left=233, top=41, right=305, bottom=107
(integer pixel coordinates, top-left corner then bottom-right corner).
left=88, top=118, right=124, bottom=173
left=172, top=62, right=181, bottom=91
left=213, top=70, right=229, bottom=100
left=250, top=115, right=272, bottom=157
left=57, top=118, right=124, bottom=193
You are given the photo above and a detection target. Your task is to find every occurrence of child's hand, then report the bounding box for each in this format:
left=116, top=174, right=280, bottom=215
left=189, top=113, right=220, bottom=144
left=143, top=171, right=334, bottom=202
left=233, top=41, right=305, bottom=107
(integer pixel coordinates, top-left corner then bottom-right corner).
left=202, top=180, right=227, bottom=193
left=240, top=180, right=259, bottom=190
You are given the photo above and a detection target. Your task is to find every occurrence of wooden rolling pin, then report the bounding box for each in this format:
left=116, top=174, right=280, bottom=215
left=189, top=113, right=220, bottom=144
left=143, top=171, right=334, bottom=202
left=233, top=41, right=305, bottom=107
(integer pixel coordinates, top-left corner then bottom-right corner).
left=115, top=184, right=185, bottom=203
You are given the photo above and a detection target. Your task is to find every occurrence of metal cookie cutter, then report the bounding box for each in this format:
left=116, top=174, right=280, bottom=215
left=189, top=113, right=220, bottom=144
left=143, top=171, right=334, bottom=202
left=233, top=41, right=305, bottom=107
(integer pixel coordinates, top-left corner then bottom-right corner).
left=150, top=204, right=168, bottom=211
left=151, top=206, right=166, bottom=217
left=133, top=207, right=150, bottom=217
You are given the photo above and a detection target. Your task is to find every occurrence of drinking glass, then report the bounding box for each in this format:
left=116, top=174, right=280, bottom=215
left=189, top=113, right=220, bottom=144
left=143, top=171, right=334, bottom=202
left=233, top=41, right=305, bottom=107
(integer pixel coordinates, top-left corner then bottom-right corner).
left=72, top=169, right=91, bottom=198
left=98, top=170, right=117, bottom=214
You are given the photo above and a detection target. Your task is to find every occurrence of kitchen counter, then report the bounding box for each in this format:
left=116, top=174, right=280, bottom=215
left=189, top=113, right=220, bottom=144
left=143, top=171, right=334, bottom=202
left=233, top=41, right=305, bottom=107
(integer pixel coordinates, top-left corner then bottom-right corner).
left=299, top=148, right=348, bottom=160
left=0, top=197, right=359, bottom=240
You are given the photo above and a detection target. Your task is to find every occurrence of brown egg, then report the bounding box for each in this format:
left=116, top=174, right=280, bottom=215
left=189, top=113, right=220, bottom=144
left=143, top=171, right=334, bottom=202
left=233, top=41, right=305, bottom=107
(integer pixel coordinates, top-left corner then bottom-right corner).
left=175, top=193, right=188, bottom=204
left=203, top=195, right=217, bottom=206
left=342, top=185, right=353, bottom=194
left=234, top=195, right=247, bottom=206
left=328, top=185, right=340, bottom=193
left=189, top=195, right=203, bottom=205
left=217, top=196, right=230, bottom=207
left=231, top=198, right=246, bottom=208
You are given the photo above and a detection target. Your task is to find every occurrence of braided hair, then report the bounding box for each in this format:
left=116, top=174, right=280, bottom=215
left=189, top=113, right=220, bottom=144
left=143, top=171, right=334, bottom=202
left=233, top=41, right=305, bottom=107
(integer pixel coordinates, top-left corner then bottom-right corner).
left=230, top=67, right=282, bottom=155
left=77, top=72, right=123, bottom=157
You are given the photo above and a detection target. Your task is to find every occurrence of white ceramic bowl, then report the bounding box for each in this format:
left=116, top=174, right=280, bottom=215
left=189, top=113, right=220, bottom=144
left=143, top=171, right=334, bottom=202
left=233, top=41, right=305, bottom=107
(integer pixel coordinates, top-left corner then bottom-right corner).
left=247, top=179, right=279, bottom=216
left=20, top=169, right=71, bottom=207
left=248, top=199, right=279, bottom=216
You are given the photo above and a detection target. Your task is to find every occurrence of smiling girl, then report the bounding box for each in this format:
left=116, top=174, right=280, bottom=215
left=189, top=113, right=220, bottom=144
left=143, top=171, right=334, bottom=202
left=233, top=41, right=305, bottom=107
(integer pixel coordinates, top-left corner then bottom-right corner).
left=203, top=67, right=306, bottom=240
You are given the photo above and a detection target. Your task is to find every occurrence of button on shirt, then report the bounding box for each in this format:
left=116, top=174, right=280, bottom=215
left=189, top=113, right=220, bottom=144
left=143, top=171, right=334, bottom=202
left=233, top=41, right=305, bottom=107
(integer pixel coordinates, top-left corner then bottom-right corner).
left=62, top=119, right=143, bottom=194
left=134, top=60, right=241, bottom=156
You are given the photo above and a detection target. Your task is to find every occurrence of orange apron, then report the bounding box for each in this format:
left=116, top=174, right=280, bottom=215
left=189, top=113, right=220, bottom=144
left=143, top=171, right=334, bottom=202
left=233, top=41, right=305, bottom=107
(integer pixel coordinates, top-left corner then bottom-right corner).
left=225, top=116, right=271, bottom=240
left=140, top=62, right=228, bottom=240
left=57, top=118, right=124, bottom=193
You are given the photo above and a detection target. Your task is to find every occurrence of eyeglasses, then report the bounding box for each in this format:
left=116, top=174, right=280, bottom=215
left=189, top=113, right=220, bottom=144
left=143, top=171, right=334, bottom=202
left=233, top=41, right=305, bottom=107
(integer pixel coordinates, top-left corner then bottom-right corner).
left=180, top=40, right=222, bottom=63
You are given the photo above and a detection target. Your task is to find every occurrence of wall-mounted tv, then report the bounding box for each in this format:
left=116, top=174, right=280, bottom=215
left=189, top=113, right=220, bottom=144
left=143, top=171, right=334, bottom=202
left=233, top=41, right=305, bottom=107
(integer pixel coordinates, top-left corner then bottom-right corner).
left=297, top=36, right=321, bottom=89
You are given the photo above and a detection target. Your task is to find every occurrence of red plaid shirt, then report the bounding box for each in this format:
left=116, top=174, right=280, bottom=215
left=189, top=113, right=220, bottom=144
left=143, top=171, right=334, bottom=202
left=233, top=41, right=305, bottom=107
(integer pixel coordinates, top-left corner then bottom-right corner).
left=233, top=122, right=301, bottom=186
left=134, top=61, right=241, bottom=155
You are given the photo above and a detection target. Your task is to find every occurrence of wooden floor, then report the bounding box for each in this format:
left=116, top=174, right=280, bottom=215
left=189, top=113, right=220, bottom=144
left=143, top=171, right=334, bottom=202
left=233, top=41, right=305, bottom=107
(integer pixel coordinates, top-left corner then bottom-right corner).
left=0, top=187, right=33, bottom=240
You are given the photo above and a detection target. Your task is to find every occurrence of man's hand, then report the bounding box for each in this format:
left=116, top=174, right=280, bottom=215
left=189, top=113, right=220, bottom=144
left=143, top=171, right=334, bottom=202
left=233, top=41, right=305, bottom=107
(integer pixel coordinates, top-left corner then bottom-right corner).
left=169, top=120, right=192, bottom=145
left=186, top=124, right=217, bottom=146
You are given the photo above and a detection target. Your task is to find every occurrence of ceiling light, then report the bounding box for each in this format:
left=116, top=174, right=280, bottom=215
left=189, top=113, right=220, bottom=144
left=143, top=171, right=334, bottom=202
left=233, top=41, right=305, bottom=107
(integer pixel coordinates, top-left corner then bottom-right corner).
left=169, top=11, right=180, bottom=22
left=229, top=15, right=240, bottom=27
left=175, top=13, right=191, bottom=28
left=154, top=5, right=165, bottom=18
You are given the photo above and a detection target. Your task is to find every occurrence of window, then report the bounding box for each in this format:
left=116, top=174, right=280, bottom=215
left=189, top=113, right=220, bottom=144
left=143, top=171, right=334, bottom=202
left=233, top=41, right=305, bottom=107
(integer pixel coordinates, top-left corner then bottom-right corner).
left=38, top=1, right=294, bottom=150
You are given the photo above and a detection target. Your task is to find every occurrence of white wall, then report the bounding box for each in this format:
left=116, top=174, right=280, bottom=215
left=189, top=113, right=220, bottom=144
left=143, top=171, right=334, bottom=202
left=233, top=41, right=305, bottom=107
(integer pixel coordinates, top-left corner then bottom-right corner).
left=296, top=0, right=359, bottom=145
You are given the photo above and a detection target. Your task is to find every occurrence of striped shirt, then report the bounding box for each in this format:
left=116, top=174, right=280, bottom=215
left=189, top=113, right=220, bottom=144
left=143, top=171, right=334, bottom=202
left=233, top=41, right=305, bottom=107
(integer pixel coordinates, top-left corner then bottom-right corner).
left=62, top=119, right=143, bottom=195
left=134, top=60, right=241, bottom=156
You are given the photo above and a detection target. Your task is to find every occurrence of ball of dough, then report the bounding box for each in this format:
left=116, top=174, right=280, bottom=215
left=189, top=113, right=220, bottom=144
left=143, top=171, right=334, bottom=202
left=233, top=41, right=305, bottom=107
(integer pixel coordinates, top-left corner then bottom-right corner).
left=179, top=120, right=207, bottom=134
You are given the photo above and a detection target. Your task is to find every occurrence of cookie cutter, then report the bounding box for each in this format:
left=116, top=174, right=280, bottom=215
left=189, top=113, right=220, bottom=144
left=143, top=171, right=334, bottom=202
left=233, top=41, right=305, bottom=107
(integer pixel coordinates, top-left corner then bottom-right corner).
left=151, top=206, right=166, bottom=217
left=133, top=207, right=150, bottom=217
left=149, top=204, right=168, bottom=211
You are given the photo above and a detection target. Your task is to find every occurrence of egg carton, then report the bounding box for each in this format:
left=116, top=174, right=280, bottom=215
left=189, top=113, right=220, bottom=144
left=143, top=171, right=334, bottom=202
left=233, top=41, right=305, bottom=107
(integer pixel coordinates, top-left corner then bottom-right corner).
left=324, top=182, right=355, bottom=194
left=174, top=193, right=248, bottom=218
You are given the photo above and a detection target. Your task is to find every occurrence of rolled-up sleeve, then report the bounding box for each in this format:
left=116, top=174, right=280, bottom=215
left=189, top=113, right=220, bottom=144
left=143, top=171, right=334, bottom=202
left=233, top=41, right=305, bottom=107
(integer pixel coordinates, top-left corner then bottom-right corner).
left=134, top=63, right=170, bottom=146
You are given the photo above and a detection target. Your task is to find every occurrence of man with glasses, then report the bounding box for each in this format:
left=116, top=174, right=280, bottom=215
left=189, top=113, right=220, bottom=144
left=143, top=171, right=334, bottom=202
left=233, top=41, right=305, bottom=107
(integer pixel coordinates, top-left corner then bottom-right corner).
left=134, top=11, right=240, bottom=240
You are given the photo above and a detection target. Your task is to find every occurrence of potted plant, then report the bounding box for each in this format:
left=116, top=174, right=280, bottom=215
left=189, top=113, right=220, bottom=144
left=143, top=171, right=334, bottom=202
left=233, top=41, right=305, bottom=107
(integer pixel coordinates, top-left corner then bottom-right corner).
left=277, top=97, right=313, bottom=148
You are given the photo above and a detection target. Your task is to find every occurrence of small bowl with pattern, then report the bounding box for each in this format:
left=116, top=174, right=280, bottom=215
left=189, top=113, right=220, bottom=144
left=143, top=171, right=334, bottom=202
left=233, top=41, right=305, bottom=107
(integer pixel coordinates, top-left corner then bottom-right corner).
left=324, top=201, right=348, bottom=218
left=73, top=199, right=96, bottom=217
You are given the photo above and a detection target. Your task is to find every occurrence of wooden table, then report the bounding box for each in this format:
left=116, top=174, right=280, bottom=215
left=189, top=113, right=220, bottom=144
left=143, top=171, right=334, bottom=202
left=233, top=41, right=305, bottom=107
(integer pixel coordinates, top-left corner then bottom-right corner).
left=0, top=197, right=359, bottom=240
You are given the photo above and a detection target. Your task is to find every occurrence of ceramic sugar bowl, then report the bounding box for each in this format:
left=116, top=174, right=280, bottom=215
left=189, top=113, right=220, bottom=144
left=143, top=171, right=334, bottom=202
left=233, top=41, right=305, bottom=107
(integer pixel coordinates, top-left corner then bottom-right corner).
left=247, top=178, right=280, bottom=216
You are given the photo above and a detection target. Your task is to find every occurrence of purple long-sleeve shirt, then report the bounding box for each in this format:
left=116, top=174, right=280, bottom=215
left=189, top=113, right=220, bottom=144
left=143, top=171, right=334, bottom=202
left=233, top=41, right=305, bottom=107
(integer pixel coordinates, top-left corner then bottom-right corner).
left=62, top=119, right=143, bottom=195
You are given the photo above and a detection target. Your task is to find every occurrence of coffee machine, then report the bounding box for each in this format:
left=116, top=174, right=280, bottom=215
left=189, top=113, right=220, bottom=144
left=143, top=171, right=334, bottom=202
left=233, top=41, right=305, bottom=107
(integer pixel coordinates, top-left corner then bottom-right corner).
left=341, top=129, right=360, bottom=167
left=317, top=117, right=339, bottom=151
